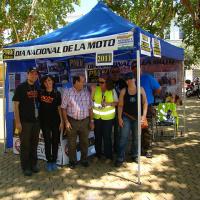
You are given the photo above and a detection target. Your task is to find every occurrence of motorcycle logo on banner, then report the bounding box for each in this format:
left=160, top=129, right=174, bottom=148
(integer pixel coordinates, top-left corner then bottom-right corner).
left=3, top=48, right=15, bottom=60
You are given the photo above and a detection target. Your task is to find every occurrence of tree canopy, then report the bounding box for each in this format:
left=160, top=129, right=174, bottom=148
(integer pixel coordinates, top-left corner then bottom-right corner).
left=177, top=0, right=200, bottom=64
left=0, top=0, right=80, bottom=49
left=103, top=0, right=176, bottom=38
left=1, top=0, right=200, bottom=67
left=104, top=0, right=200, bottom=67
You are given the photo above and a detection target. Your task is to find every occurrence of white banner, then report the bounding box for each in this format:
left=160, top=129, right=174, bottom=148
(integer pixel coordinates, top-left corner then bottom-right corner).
left=3, top=32, right=134, bottom=61
left=152, top=38, right=161, bottom=58
left=140, top=33, right=151, bottom=56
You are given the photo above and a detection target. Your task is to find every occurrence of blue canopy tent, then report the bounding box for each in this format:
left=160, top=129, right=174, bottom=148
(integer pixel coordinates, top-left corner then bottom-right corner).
left=3, top=1, right=184, bottom=183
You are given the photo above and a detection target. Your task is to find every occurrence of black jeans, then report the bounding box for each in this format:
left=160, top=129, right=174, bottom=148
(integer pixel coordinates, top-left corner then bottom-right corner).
left=41, top=123, right=60, bottom=163
left=20, top=121, right=40, bottom=171
left=94, top=119, right=113, bottom=159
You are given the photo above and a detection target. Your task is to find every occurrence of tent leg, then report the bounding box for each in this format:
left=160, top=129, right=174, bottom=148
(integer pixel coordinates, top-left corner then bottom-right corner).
left=2, top=62, right=7, bottom=153
left=136, top=50, right=141, bottom=185
left=182, top=61, right=186, bottom=137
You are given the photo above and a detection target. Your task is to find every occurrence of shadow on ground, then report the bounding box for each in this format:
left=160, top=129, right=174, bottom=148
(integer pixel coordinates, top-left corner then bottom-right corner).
left=0, top=98, right=199, bottom=199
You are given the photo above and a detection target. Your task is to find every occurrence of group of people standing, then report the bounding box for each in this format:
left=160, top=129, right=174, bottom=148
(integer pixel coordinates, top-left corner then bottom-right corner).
left=13, top=65, right=160, bottom=176
left=13, top=67, right=63, bottom=176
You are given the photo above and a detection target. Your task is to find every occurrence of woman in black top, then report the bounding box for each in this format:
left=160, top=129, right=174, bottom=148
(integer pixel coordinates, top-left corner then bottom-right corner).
left=115, top=72, right=148, bottom=167
left=39, top=75, right=63, bottom=171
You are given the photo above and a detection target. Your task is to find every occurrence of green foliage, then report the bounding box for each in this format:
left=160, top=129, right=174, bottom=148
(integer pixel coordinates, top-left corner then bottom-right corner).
left=0, top=0, right=80, bottom=48
left=103, top=0, right=176, bottom=38
left=104, top=0, right=200, bottom=67
left=176, top=0, right=200, bottom=64
left=183, top=46, right=200, bottom=69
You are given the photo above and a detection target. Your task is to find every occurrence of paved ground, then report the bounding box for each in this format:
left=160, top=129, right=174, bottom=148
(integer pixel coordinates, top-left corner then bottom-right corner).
left=0, top=98, right=200, bottom=200
left=0, top=98, right=4, bottom=140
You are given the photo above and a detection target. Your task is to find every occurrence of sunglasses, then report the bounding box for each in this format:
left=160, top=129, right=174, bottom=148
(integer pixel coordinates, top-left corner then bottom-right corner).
left=98, top=81, right=105, bottom=84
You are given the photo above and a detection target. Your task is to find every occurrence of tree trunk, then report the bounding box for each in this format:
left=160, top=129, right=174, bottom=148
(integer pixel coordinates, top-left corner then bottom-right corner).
left=181, top=0, right=200, bottom=29
left=21, top=0, right=39, bottom=40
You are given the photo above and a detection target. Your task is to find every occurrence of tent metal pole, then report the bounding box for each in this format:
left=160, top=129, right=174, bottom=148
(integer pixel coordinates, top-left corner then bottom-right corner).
left=85, top=65, right=88, bottom=83
left=182, top=61, right=186, bottom=136
left=136, top=50, right=141, bottom=185
left=2, top=61, right=7, bottom=153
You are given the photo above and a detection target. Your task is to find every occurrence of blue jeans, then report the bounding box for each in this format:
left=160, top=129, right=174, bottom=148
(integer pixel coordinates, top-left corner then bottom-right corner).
left=117, top=116, right=138, bottom=162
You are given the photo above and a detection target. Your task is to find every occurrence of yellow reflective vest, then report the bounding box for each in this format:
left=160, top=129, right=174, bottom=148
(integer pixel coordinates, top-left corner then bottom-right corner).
left=93, top=86, right=115, bottom=120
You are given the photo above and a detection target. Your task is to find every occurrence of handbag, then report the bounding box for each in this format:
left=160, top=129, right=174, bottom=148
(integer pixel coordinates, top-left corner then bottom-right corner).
left=141, top=118, right=148, bottom=129
left=123, top=112, right=148, bottom=129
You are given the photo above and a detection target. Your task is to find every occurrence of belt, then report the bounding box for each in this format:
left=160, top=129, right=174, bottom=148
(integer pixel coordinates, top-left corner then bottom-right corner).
left=67, top=116, right=89, bottom=121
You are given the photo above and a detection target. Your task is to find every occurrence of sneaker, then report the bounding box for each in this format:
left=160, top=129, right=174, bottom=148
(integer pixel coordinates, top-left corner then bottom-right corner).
left=23, top=169, right=32, bottom=176
left=46, top=163, right=52, bottom=172
left=69, top=161, right=76, bottom=169
left=32, top=165, right=40, bottom=173
left=132, top=157, right=138, bottom=163
left=114, top=160, right=123, bottom=167
left=51, top=162, right=58, bottom=171
left=146, top=151, right=153, bottom=158
left=81, top=160, right=89, bottom=167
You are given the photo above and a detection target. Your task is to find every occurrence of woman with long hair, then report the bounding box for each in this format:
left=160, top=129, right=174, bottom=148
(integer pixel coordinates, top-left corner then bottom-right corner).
left=39, top=75, right=63, bottom=171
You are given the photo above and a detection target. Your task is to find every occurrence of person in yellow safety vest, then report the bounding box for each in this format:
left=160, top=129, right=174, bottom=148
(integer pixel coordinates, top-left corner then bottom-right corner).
left=91, top=75, right=118, bottom=163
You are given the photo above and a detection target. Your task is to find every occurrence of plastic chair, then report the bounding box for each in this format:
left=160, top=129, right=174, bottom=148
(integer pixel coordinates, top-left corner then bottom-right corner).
left=155, top=103, right=178, bottom=139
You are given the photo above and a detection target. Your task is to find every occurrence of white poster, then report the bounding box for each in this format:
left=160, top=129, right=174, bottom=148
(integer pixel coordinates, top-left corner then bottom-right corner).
left=154, top=71, right=177, bottom=86
left=140, top=33, right=151, bottom=56
left=9, top=73, right=15, bottom=90
left=154, top=71, right=182, bottom=104
left=8, top=73, right=16, bottom=112
left=20, top=72, right=27, bottom=83
left=8, top=72, right=28, bottom=112
left=8, top=91, right=14, bottom=112
left=152, top=38, right=161, bottom=58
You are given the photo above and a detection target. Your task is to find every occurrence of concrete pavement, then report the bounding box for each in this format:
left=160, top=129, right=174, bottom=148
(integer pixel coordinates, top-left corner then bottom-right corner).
left=0, top=98, right=5, bottom=140
left=0, top=98, right=199, bottom=200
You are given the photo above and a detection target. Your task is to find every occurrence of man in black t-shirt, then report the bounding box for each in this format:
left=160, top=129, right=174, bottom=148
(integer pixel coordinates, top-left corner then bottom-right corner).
left=13, top=67, right=40, bottom=176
